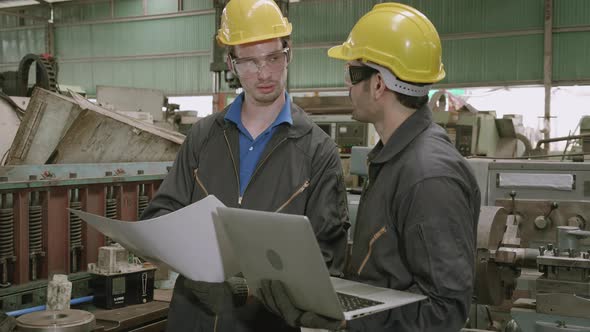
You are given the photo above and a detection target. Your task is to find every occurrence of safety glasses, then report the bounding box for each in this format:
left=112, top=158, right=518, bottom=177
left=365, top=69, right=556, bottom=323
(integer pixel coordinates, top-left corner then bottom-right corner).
left=345, top=64, right=378, bottom=86
left=230, top=48, right=290, bottom=78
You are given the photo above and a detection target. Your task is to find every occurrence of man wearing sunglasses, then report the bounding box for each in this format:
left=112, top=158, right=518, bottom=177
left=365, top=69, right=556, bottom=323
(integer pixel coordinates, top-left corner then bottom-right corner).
left=258, top=3, right=480, bottom=332
left=140, top=0, right=349, bottom=331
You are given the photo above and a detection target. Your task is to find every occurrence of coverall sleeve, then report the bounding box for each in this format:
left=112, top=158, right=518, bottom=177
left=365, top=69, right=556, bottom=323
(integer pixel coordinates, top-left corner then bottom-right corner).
left=306, top=138, right=350, bottom=277
left=139, top=124, right=201, bottom=220
left=395, top=177, right=476, bottom=332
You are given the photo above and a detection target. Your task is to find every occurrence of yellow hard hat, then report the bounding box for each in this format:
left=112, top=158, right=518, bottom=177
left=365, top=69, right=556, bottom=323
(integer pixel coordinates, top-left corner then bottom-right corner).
left=328, top=3, right=445, bottom=83
left=217, top=0, right=292, bottom=46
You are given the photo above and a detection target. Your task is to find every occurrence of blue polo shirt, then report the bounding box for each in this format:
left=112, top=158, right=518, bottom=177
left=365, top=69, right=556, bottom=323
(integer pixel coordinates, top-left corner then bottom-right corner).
left=224, top=92, right=293, bottom=196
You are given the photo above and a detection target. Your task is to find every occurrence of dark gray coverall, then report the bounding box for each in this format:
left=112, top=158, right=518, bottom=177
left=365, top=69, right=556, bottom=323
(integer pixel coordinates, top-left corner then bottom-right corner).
left=346, top=105, right=480, bottom=332
left=141, top=103, right=349, bottom=332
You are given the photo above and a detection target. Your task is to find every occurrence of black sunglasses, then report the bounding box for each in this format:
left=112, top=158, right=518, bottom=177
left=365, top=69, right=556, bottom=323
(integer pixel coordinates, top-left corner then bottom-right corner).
left=346, top=65, right=378, bottom=85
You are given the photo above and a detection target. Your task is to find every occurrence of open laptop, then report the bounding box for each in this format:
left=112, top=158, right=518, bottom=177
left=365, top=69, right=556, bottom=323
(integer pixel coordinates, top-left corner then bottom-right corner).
left=216, top=207, right=426, bottom=321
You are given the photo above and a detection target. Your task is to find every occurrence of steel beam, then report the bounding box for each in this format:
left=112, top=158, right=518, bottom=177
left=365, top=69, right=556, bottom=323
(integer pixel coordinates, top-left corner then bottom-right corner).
left=543, top=0, right=553, bottom=154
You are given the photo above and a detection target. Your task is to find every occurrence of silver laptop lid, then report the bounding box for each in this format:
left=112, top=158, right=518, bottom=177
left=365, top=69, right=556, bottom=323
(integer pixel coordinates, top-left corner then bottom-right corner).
left=217, top=207, right=345, bottom=320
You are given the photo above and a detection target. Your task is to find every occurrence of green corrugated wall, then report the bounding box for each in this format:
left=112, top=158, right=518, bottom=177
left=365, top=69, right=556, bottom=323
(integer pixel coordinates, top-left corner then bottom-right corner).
left=1, top=0, right=589, bottom=95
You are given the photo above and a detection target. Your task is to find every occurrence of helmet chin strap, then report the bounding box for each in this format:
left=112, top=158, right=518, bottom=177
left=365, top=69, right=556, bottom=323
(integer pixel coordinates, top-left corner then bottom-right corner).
left=364, top=62, right=431, bottom=97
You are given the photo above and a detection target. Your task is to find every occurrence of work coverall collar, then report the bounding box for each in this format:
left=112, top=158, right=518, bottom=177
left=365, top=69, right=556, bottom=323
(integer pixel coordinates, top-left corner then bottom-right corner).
left=369, top=104, right=432, bottom=164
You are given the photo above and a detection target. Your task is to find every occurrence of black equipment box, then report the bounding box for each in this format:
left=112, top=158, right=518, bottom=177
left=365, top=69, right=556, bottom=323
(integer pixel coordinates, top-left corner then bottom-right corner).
left=90, top=268, right=156, bottom=309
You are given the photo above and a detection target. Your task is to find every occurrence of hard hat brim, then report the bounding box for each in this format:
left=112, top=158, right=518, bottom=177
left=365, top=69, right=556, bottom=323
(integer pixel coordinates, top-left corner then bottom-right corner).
left=327, top=45, right=353, bottom=61
left=217, top=29, right=291, bottom=46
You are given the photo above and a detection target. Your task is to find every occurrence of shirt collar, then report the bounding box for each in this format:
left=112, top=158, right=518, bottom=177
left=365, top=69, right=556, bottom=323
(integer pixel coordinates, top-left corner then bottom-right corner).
left=224, top=92, right=293, bottom=129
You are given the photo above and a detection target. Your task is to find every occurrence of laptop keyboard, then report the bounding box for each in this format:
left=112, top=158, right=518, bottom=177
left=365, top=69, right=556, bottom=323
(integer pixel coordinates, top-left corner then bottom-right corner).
left=337, top=292, right=384, bottom=312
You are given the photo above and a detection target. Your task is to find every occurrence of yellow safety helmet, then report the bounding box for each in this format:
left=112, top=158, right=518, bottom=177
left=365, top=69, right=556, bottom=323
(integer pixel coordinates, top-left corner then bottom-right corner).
left=328, top=3, right=445, bottom=84
left=217, top=0, right=292, bottom=46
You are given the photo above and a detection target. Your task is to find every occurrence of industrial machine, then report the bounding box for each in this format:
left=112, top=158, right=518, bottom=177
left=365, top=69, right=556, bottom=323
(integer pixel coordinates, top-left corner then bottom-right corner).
left=510, top=225, right=590, bottom=332
left=295, top=95, right=378, bottom=155
left=89, top=245, right=156, bottom=309
left=467, top=160, right=590, bottom=331
left=432, top=110, right=532, bottom=158
left=96, top=85, right=198, bottom=134
left=0, top=89, right=176, bottom=329
left=429, top=89, right=534, bottom=158
left=0, top=162, right=170, bottom=312
left=16, top=309, right=95, bottom=332
left=345, top=149, right=590, bottom=331
left=0, top=54, right=58, bottom=97
left=7, top=88, right=183, bottom=165
left=0, top=95, right=26, bottom=165
left=308, top=114, right=377, bottom=155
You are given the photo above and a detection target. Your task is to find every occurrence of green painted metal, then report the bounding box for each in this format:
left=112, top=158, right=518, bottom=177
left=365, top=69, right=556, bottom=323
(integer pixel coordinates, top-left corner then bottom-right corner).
left=290, top=0, right=376, bottom=44
left=0, top=159, right=172, bottom=189
left=0, top=28, right=45, bottom=63
left=442, top=35, right=544, bottom=84
left=53, top=9, right=214, bottom=95
left=553, top=32, right=590, bottom=82
left=0, top=6, right=48, bottom=28
left=54, top=61, right=93, bottom=90
left=554, top=0, right=590, bottom=27
left=511, top=307, right=590, bottom=332
left=54, top=1, right=111, bottom=23
left=55, top=14, right=213, bottom=59
left=22, top=6, right=50, bottom=26
left=289, top=48, right=347, bottom=89
left=290, top=0, right=546, bottom=88
left=114, top=0, right=144, bottom=17
left=147, top=0, right=178, bottom=15
left=2, top=0, right=590, bottom=94
left=0, top=161, right=172, bottom=181
left=290, top=0, right=543, bottom=44
left=0, top=175, right=167, bottom=191
left=402, top=0, right=544, bottom=34
left=183, top=0, right=211, bottom=11
left=58, top=55, right=212, bottom=95
left=0, top=14, right=19, bottom=29
left=290, top=34, right=544, bottom=89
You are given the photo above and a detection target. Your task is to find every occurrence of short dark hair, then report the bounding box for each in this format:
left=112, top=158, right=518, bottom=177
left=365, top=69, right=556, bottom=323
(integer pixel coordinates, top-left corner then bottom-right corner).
left=363, top=71, right=429, bottom=109
left=393, top=91, right=429, bottom=109
left=392, top=76, right=429, bottom=109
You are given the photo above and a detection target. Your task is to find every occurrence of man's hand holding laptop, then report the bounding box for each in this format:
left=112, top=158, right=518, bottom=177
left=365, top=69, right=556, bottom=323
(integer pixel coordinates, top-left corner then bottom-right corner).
left=258, top=279, right=346, bottom=330
left=184, top=275, right=249, bottom=315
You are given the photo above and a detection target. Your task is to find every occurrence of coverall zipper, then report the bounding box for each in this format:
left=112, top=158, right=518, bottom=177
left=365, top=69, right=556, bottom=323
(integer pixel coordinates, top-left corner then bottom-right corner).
left=223, top=130, right=242, bottom=205
left=357, top=226, right=387, bottom=275
left=275, top=180, right=310, bottom=213
left=223, top=131, right=289, bottom=207
left=351, top=164, right=373, bottom=251
left=193, top=168, right=209, bottom=196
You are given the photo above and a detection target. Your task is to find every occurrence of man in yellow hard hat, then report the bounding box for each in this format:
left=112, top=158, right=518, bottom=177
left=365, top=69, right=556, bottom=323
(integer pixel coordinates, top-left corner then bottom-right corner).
left=140, top=0, right=349, bottom=331
left=258, top=3, right=481, bottom=331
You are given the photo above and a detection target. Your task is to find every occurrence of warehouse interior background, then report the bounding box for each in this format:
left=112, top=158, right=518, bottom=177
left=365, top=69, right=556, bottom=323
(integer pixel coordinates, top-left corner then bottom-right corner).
left=1, top=0, right=590, bottom=331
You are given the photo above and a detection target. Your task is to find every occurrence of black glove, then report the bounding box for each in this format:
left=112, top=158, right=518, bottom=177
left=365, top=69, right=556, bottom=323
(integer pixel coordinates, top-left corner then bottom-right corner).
left=184, top=276, right=249, bottom=314
left=0, top=312, right=16, bottom=332
left=258, top=279, right=344, bottom=330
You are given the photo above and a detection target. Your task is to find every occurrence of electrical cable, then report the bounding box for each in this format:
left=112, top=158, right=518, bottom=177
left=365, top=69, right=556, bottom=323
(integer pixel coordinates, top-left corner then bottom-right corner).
left=6, top=295, right=94, bottom=317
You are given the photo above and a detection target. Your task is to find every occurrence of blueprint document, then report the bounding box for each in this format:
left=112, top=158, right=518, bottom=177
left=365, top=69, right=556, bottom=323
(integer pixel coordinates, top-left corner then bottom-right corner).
left=70, top=195, right=240, bottom=283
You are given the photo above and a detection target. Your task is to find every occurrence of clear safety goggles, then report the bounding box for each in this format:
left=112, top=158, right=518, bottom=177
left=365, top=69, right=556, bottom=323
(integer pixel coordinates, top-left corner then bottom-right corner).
left=230, top=48, right=290, bottom=78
